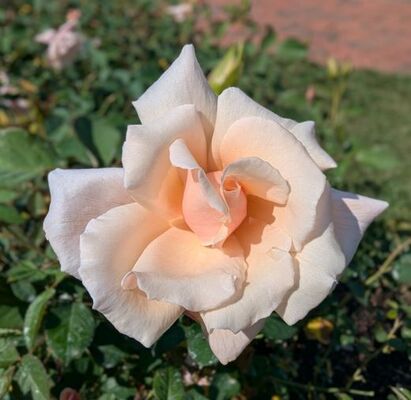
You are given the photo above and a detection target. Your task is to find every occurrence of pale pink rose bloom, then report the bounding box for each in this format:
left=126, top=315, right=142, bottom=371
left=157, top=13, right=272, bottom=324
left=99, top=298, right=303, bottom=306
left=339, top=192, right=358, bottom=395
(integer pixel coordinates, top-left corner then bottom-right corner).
left=166, top=3, right=193, bottom=22
left=35, top=14, right=83, bottom=71
left=43, top=45, right=388, bottom=364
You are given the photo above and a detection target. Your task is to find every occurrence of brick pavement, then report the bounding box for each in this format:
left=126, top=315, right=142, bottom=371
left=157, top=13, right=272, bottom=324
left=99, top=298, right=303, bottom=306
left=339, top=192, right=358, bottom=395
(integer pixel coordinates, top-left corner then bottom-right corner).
left=207, top=0, right=411, bottom=73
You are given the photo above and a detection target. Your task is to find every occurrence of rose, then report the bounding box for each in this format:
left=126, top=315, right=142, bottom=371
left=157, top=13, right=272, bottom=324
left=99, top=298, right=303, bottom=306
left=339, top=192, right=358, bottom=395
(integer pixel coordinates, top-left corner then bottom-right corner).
left=35, top=11, right=83, bottom=71
left=43, top=45, right=387, bottom=364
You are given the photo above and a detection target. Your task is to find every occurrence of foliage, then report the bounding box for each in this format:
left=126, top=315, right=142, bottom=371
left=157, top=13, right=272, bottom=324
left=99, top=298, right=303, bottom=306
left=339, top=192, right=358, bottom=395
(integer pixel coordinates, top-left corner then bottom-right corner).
left=0, top=0, right=410, bottom=399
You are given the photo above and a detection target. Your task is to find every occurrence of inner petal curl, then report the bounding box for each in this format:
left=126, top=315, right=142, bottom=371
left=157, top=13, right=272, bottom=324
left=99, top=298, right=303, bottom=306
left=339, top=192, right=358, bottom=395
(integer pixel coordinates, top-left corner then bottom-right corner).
left=183, top=170, right=247, bottom=246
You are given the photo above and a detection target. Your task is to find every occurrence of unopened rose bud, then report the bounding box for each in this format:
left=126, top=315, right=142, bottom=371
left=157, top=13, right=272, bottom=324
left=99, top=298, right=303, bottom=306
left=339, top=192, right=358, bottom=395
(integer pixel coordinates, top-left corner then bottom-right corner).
left=208, top=43, right=244, bottom=95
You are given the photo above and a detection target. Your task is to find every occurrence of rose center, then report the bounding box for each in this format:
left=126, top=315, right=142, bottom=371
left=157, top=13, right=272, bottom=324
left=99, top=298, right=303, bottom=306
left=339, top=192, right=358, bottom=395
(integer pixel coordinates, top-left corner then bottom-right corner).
left=182, top=170, right=247, bottom=246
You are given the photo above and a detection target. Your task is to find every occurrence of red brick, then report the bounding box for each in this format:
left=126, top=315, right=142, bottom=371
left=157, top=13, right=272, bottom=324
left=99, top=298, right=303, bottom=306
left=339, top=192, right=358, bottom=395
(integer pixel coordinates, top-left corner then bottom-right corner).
left=206, top=0, right=411, bottom=73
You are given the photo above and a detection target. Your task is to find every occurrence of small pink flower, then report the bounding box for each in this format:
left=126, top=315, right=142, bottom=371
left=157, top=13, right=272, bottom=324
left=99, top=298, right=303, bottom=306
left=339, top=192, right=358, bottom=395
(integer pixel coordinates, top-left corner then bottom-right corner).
left=44, top=45, right=387, bottom=364
left=305, top=84, right=316, bottom=103
left=166, top=3, right=193, bottom=22
left=35, top=11, right=83, bottom=70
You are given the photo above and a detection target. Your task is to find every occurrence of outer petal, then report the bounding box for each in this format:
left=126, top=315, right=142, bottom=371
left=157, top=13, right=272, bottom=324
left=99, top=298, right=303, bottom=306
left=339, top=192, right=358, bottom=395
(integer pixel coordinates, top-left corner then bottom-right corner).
left=201, top=218, right=294, bottom=333
left=331, top=189, right=388, bottom=263
left=78, top=203, right=183, bottom=347
left=131, top=227, right=246, bottom=312
left=122, top=105, right=207, bottom=220
left=208, top=319, right=266, bottom=365
left=132, top=44, right=217, bottom=141
left=210, top=87, right=295, bottom=169
left=222, top=156, right=290, bottom=205
left=276, top=221, right=346, bottom=325
left=210, top=87, right=335, bottom=171
left=290, top=121, right=337, bottom=170
left=43, top=168, right=133, bottom=279
left=220, top=116, right=326, bottom=250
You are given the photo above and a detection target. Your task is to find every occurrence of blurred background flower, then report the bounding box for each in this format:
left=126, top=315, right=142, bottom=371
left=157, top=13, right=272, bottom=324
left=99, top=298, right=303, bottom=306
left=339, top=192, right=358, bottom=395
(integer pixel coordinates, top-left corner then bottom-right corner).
left=166, top=2, right=194, bottom=22
left=35, top=9, right=84, bottom=70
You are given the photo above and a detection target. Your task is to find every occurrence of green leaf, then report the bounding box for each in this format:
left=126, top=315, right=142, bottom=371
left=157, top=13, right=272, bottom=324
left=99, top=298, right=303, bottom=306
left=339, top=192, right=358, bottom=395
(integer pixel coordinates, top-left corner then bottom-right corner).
left=356, top=145, right=400, bottom=171
left=276, top=38, right=308, bottom=61
left=0, top=189, right=18, bottom=203
left=373, top=324, right=388, bottom=343
left=74, top=117, right=99, bottom=160
left=23, top=288, right=55, bottom=351
left=210, top=373, right=241, bottom=400
left=55, top=134, right=97, bottom=167
left=0, top=204, right=24, bottom=224
left=0, top=339, right=19, bottom=368
left=6, top=260, right=48, bottom=283
left=186, top=388, right=209, bottom=400
left=16, top=354, right=52, bottom=400
left=0, top=128, right=56, bottom=188
left=46, top=303, right=95, bottom=365
left=91, top=118, right=122, bottom=166
left=390, top=386, right=411, bottom=400
left=263, top=314, right=298, bottom=341
left=334, top=394, right=354, bottom=400
left=0, top=367, right=15, bottom=398
left=0, top=306, right=23, bottom=330
left=393, top=254, right=411, bottom=284
left=98, top=345, right=128, bottom=369
left=184, top=323, right=217, bottom=368
left=99, top=377, right=136, bottom=400
left=153, top=367, right=185, bottom=400
left=260, top=28, right=277, bottom=51
left=28, top=191, right=47, bottom=217
left=401, top=322, right=411, bottom=340
left=11, top=280, right=36, bottom=303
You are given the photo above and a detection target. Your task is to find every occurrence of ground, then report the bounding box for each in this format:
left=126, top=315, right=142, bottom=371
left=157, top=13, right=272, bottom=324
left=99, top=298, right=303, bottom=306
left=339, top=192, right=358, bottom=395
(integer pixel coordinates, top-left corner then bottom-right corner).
left=209, top=0, right=411, bottom=73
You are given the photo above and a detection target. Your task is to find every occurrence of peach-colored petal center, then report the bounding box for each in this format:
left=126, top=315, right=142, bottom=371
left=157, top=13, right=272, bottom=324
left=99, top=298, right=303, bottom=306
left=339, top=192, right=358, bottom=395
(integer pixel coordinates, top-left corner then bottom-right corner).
left=182, top=171, right=247, bottom=246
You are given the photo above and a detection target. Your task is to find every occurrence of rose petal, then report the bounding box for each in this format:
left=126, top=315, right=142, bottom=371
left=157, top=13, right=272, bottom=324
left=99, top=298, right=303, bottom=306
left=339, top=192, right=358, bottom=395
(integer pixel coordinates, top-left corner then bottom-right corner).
left=207, top=319, right=266, bottom=365
left=276, top=220, right=346, bottom=325
left=78, top=203, right=182, bottom=347
left=201, top=219, right=294, bottom=333
left=210, top=87, right=296, bottom=169
left=122, top=105, right=207, bottom=220
left=246, top=195, right=276, bottom=224
left=222, top=156, right=290, bottom=205
left=210, top=87, right=335, bottom=171
left=331, top=189, right=388, bottom=263
left=290, top=121, right=337, bottom=170
left=43, top=168, right=133, bottom=279
left=220, top=116, right=326, bottom=251
left=169, top=139, right=227, bottom=214
left=131, top=227, right=246, bottom=312
left=170, top=139, right=242, bottom=246
left=133, top=44, right=217, bottom=141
